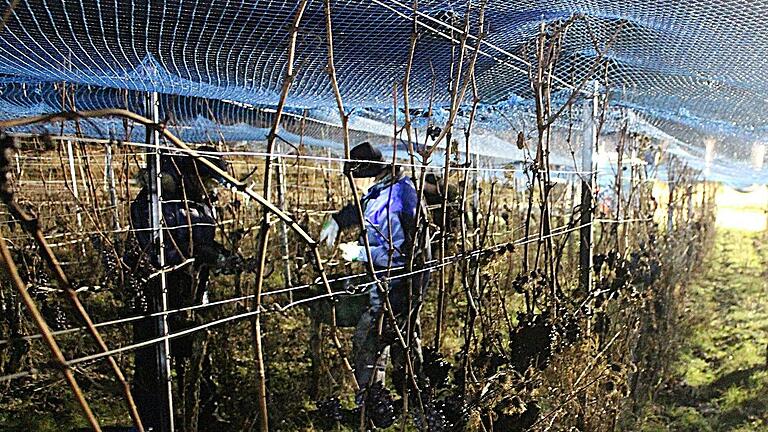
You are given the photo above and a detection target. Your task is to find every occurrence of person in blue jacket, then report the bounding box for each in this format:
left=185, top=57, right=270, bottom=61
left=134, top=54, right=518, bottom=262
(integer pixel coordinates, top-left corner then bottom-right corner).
left=320, top=142, right=430, bottom=423
left=125, top=147, right=229, bottom=431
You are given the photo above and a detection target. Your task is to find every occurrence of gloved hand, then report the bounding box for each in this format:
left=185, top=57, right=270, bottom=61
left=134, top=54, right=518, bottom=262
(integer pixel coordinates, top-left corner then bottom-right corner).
left=319, top=217, right=340, bottom=248
left=339, top=242, right=365, bottom=262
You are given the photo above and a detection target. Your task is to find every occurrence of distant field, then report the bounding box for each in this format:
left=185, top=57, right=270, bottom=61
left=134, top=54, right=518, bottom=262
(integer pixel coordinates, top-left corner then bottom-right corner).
left=716, top=186, right=768, bottom=232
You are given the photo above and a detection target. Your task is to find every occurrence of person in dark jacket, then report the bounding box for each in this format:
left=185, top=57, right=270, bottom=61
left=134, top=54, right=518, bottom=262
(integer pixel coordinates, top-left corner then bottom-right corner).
left=320, top=142, right=430, bottom=424
left=125, top=146, right=229, bottom=431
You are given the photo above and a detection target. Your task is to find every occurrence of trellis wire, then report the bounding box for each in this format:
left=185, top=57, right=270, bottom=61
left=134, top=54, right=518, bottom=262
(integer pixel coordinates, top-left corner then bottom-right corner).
left=0, top=216, right=605, bottom=384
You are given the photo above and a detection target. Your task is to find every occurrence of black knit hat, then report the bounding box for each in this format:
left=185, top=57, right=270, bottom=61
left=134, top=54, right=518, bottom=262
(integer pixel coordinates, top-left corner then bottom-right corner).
left=193, top=146, right=228, bottom=180
left=344, top=142, right=386, bottom=178
left=162, top=146, right=228, bottom=181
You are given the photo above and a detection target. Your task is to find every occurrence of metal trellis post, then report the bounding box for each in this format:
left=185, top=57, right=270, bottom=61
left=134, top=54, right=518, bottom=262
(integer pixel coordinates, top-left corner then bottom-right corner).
left=579, top=81, right=599, bottom=294
left=146, top=91, right=175, bottom=432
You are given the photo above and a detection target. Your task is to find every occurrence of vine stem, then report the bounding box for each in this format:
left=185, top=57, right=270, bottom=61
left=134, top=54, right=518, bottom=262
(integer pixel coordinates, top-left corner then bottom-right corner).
left=249, top=1, right=310, bottom=430
left=0, top=226, right=102, bottom=431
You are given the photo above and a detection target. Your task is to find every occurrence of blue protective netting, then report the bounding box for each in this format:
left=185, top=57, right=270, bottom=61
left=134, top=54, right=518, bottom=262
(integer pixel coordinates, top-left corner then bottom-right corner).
left=0, top=0, right=766, bottom=185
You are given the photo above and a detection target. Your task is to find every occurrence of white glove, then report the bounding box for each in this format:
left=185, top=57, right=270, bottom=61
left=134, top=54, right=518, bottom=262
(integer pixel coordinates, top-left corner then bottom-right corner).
left=339, top=242, right=365, bottom=262
left=319, top=217, right=339, bottom=248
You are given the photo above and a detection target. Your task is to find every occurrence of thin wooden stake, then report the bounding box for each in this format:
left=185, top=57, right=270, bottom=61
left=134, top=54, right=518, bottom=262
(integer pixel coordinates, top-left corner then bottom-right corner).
left=66, top=139, right=83, bottom=229
left=105, top=140, right=120, bottom=230
left=275, top=143, right=292, bottom=300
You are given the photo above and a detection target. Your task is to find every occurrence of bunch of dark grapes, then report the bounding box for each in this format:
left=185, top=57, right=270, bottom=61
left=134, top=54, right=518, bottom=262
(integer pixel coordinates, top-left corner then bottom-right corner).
left=556, top=309, right=581, bottom=347
left=28, top=284, right=68, bottom=331
left=41, top=300, right=68, bottom=330
left=509, top=312, right=555, bottom=373
left=438, top=394, right=469, bottom=431
left=314, top=397, right=360, bottom=428
left=124, top=275, right=148, bottom=313
left=28, top=263, right=50, bottom=289
left=92, top=235, right=122, bottom=289
left=412, top=399, right=453, bottom=432
left=120, top=239, right=152, bottom=313
left=628, top=250, right=663, bottom=288
left=316, top=384, right=396, bottom=429
left=511, top=273, right=529, bottom=294
left=422, top=347, right=451, bottom=390
left=316, top=397, right=343, bottom=422
left=365, top=382, right=395, bottom=429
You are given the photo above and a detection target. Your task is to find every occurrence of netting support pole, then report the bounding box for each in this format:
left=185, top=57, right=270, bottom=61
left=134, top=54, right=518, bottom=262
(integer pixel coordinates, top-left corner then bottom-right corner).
left=579, top=81, right=598, bottom=295
left=66, top=139, right=83, bottom=229
left=276, top=143, right=292, bottom=298
left=145, top=91, right=175, bottom=432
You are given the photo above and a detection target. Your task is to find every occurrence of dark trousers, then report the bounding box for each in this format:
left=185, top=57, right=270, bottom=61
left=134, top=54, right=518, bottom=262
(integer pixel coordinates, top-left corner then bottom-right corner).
left=131, top=269, right=214, bottom=431
left=352, top=270, right=429, bottom=399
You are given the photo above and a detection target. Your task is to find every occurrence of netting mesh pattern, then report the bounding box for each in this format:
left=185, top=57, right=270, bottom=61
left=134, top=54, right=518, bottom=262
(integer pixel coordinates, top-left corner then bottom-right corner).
left=0, top=0, right=765, bottom=184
